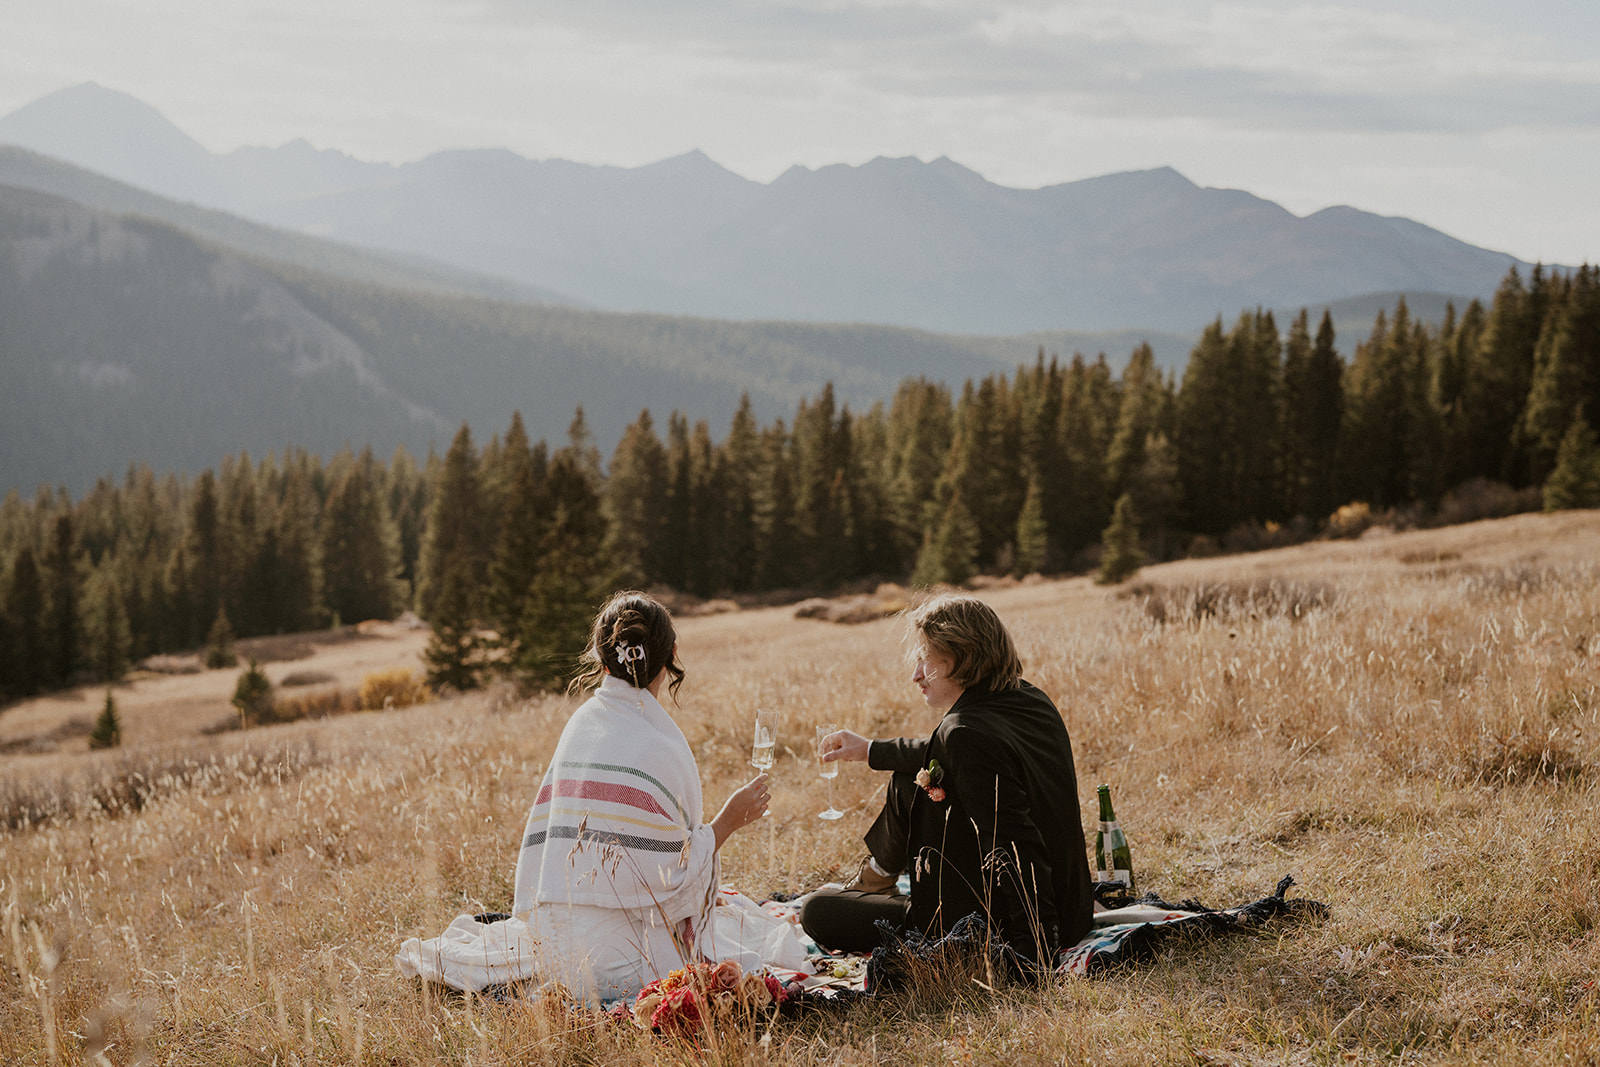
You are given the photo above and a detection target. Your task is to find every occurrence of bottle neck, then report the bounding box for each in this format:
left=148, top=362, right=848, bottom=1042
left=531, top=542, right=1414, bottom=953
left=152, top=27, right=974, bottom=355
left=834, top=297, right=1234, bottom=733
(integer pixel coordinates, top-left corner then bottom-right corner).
left=1096, top=788, right=1116, bottom=822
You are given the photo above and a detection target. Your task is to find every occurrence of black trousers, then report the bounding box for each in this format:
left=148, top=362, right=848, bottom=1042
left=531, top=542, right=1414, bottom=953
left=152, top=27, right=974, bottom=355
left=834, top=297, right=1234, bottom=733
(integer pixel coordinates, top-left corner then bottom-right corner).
left=798, top=770, right=916, bottom=953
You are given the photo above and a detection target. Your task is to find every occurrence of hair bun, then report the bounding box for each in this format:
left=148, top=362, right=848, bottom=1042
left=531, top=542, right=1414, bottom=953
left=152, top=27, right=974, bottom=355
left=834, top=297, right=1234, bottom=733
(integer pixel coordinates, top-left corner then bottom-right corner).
left=574, top=591, right=686, bottom=701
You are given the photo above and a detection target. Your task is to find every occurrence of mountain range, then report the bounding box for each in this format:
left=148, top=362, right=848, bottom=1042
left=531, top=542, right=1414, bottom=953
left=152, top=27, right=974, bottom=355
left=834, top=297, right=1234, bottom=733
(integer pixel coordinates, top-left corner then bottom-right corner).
left=0, top=83, right=1556, bottom=495
left=0, top=83, right=1536, bottom=335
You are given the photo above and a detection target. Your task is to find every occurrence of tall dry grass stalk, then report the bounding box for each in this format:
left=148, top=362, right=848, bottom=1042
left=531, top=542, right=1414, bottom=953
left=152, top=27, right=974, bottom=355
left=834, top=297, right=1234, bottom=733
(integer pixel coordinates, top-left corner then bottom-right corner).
left=1, top=510, right=1598, bottom=1064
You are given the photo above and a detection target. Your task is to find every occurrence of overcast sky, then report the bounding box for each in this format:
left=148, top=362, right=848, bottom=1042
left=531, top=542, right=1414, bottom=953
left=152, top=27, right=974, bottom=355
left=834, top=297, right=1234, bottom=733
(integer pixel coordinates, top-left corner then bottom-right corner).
left=3, top=0, right=1596, bottom=264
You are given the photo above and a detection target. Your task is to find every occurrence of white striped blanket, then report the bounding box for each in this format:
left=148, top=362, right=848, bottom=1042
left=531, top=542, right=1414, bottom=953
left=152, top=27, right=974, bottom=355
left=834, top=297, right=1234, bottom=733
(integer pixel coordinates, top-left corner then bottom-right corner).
left=512, top=674, right=720, bottom=938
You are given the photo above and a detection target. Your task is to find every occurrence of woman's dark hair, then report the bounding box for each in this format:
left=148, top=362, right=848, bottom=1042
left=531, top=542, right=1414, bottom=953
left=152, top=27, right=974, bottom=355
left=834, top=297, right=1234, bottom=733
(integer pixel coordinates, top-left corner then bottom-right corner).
left=570, top=591, right=685, bottom=700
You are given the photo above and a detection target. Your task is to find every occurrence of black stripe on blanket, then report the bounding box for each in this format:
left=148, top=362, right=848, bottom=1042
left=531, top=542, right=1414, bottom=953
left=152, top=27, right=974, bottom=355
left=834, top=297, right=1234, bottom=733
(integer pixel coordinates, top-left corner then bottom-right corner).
left=523, top=825, right=688, bottom=854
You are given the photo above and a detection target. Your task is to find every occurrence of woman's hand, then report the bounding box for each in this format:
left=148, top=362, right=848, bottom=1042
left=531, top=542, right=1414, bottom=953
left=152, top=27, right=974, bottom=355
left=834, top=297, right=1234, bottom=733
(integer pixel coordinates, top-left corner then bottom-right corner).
left=711, top=773, right=770, bottom=850
left=820, top=729, right=870, bottom=765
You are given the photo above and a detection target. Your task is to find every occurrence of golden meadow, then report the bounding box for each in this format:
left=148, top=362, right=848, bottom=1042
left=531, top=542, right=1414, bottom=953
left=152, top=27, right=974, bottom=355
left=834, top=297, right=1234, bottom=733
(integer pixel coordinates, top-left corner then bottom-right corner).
left=3, top=510, right=1598, bottom=1065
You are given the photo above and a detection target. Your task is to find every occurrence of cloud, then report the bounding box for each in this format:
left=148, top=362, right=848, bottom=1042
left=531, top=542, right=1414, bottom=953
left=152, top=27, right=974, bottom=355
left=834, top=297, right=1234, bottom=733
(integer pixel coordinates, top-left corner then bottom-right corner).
left=461, top=0, right=1600, bottom=133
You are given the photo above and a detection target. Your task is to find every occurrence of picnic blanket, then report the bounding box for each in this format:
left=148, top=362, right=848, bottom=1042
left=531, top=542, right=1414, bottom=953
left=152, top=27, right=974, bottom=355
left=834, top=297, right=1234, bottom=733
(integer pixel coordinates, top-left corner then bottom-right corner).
left=402, top=875, right=1325, bottom=1009
left=776, top=874, right=1327, bottom=997
left=1059, top=874, right=1328, bottom=977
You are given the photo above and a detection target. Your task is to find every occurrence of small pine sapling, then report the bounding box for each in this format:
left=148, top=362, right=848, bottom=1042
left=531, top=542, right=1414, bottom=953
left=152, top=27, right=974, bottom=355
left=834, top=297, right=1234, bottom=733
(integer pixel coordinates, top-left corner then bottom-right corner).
left=89, top=689, right=122, bottom=749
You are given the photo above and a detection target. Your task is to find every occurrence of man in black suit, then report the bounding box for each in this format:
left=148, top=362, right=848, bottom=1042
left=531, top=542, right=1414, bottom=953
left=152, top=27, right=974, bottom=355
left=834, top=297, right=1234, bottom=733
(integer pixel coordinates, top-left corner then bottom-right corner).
left=801, top=594, right=1094, bottom=963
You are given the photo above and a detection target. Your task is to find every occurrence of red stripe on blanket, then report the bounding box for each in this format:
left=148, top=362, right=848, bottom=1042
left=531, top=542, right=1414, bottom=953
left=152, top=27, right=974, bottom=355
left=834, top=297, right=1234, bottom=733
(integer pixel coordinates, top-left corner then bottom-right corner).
left=534, top=779, right=670, bottom=817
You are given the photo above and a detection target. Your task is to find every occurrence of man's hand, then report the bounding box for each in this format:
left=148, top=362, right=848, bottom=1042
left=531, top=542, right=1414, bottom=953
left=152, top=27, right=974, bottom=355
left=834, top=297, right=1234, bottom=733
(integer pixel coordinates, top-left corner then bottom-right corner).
left=819, top=729, right=870, bottom=764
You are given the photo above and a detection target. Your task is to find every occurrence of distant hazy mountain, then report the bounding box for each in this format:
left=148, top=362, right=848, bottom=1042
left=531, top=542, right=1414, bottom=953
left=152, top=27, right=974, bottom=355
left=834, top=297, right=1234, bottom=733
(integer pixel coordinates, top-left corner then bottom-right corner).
left=0, top=145, right=574, bottom=306
left=0, top=183, right=1186, bottom=494
left=0, top=83, right=1536, bottom=335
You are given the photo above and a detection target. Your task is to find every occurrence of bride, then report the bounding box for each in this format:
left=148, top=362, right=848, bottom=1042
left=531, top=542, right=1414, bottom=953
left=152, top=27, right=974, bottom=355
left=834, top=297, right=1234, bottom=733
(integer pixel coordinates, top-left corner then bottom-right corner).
left=397, top=591, right=785, bottom=1000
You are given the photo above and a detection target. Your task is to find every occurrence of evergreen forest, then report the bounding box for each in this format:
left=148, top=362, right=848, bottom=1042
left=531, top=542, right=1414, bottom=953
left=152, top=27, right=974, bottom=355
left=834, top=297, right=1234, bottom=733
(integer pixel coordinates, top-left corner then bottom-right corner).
left=2, top=264, right=1597, bottom=701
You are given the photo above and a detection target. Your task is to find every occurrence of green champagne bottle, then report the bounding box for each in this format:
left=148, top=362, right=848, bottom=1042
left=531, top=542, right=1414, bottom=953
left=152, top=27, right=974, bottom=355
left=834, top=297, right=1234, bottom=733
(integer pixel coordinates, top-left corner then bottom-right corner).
left=1095, top=784, right=1135, bottom=894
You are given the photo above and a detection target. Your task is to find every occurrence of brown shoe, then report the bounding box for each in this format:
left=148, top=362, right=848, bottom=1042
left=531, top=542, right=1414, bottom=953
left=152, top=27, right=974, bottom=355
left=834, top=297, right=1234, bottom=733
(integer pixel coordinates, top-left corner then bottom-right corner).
left=845, top=856, right=903, bottom=896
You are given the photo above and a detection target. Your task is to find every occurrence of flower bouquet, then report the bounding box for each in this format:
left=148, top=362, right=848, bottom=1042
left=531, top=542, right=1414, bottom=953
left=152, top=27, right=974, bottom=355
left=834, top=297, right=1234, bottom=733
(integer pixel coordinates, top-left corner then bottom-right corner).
left=631, top=959, right=789, bottom=1038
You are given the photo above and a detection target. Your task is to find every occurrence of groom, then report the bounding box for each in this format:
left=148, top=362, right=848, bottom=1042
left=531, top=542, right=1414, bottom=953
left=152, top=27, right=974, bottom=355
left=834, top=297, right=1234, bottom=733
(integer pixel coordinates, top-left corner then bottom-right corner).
left=803, top=594, right=1094, bottom=964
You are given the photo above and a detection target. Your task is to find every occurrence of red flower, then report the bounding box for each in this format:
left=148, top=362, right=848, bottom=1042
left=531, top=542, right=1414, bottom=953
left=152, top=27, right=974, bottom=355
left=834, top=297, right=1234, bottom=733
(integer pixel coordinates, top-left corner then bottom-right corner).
left=651, top=986, right=703, bottom=1036
left=926, top=786, right=946, bottom=802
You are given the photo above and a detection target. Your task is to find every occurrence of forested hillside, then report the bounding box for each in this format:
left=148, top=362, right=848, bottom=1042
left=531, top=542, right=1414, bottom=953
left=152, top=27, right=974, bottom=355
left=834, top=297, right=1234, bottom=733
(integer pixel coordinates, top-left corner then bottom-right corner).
left=0, top=185, right=451, bottom=496
left=0, top=182, right=1192, bottom=494
left=3, top=263, right=1595, bottom=701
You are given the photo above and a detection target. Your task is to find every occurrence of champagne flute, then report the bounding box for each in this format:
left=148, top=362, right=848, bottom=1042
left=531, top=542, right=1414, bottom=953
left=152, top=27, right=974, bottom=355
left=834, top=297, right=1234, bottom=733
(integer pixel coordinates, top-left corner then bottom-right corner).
left=751, top=708, right=778, bottom=771
left=816, top=723, right=843, bottom=820
left=751, top=709, right=779, bottom=818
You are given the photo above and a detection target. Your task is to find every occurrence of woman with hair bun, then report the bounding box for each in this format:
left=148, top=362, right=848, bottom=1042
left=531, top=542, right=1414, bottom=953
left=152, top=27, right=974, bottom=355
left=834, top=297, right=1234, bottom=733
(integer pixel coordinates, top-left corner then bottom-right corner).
left=396, top=591, right=773, bottom=1000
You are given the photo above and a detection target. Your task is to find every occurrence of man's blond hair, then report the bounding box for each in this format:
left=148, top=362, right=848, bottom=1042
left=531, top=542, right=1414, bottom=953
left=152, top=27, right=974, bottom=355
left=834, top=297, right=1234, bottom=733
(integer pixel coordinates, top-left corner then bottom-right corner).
left=906, top=593, right=1023, bottom=690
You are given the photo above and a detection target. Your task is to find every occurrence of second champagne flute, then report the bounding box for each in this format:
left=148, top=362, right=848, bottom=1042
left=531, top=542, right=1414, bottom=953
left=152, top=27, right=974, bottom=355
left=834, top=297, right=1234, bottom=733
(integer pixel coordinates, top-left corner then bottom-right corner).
left=816, top=723, right=843, bottom=820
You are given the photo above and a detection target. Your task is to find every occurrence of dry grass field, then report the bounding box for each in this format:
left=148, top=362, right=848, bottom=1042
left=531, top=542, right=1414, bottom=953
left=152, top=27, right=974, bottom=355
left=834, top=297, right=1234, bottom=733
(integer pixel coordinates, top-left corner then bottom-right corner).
left=3, top=509, right=1599, bottom=1065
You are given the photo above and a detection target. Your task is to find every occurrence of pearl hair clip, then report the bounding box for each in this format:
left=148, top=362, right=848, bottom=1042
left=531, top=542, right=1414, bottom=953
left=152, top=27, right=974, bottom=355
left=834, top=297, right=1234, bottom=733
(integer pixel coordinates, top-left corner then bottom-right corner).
left=615, top=642, right=647, bottom=665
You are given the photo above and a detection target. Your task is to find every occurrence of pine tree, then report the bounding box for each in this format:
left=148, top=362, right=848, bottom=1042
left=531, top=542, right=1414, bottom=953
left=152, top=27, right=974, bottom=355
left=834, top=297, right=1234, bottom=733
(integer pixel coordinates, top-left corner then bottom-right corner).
left=486, top=418, right=549, bottom=674
left=231, top=658, right=274, bottom=727
left=757, top=421, right=799, bottom=589
left=163, top=543, right=197, bottom=650
left=321, top=448, right=403, bottom=625
left=1015, top=354, right=1065, bottom=570
left=509, top=530, right=597, bottom=690
left=660, top=412, right=694, bottom=591
left=1340, top=300, right=1442, bottom=508
left=847, top=402, right=898, bottom=578
left=416, top=425, right=489, bottom=621
left=422, top=559, right=484, bottom=692
left=603, top=410, right=668, bottom=589
left=205, top=606, right=238, bottom=669
left=1129, top=432, right=1180, bottom=561
left=1055, top=354, right=1116, bottom=556
left=219, top=453, right=265, bottom=634
left=1106, top=343, right=1170, bottom=501
left=89, top=689, right=122, bottom=749
left=910, top=491, right=979, bottom=587
left=1543, top=409, right=1600, bottom=511
left=43, top=513, right=82, bottom=688
left=791, top=385, right=858, bottom=585
left=269, top=462, right=322, bottom=633
left=388, top=445, right=429, bottom=607
left=85, top=566, right=132, bottom=682
left=1013, top=477, right=1048, bottom=576
left=186, top=470, right=223, bottom=631
left=1097, top=493, right=1144, bottom=585
left=1435, top=299, right=1486, bottom=489
left=0, top=591, right=14, bottom=701
left=1279, top=310, right=1345, bottom=520
left=504, top=441, right=607, bottom=690
left=1518, top=266, right=1600, bottom=483
left=1458, top=266, right=1551, bottom=484
left=3, top=546, right=45, bottom=697
left=884, top=378, right=954, bottom=569
left=685, top=418, right=726, bottom=596
left=718, top=396, right=763, bottom=591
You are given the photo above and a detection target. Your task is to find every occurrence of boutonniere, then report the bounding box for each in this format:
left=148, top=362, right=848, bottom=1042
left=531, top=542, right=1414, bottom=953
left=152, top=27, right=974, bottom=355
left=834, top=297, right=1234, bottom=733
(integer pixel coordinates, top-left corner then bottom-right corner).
left=915, top=759, right=946, bottom=802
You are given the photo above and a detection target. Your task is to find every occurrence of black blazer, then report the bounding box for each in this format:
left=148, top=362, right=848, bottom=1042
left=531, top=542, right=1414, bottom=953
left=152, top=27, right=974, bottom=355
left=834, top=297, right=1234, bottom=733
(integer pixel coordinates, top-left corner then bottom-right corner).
left=868, top=677, right=1094, bottom=957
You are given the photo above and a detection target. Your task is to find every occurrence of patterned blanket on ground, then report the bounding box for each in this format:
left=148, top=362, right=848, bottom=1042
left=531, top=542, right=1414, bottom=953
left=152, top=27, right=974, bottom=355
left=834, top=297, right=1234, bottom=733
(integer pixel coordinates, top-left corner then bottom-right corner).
left=776, top=874, right=1327, bottom=996
left=1058, top=874, right=1329, bottom=977
left=444, top=876, right=1327, bottom=1008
